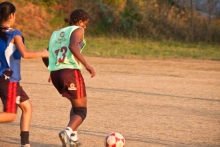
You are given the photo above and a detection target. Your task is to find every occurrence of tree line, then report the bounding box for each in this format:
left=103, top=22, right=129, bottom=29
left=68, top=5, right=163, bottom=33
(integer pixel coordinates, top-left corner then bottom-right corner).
left=26, top=0, right=220, bottom=43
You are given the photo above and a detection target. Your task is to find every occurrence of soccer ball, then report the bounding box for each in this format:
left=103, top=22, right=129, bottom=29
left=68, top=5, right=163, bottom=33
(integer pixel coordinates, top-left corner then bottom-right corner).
left=104, top=132, right=125, bottom=147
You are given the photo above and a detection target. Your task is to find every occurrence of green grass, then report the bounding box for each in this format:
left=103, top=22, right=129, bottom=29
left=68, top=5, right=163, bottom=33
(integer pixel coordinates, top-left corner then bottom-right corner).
left=25, top=39, right=49, bottom=51
left=25, top=37, right=220, bottom=60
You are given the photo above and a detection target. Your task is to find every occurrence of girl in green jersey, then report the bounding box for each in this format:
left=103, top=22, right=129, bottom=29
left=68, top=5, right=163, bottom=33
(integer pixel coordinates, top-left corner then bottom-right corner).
left=43, top=9, right=96, bottom=147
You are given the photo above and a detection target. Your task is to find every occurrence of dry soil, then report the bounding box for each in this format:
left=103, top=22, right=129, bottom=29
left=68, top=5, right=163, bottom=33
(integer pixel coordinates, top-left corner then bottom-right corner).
left=0, top=57, right=220, bottom=147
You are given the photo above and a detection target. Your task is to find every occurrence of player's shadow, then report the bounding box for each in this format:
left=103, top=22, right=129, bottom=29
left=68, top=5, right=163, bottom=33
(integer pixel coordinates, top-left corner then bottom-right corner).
left=0, top=138, right=18, bottom=145
left=1, top=137, right=61, bottom=147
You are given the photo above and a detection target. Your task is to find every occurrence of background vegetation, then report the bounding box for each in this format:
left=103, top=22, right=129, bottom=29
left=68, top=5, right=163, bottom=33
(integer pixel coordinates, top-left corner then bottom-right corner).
left=1, top=0, right=220, bottom=60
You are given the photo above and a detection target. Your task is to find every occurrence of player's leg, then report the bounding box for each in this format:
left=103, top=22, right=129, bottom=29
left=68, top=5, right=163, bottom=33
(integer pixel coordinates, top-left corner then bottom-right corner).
left=60, top=98, right=87, bottom=147
left=52, top=69, right=87, bottom=147
left=18, top=86, right=32, bottom=147
left=0, top=112, right=16, bottom=122
left=65, top=71, right=87, bottom=146
left=19, top=100, right=32, bottom=130
left=68, top=69, right=87, bottom=146
left=50, top=69, right=71, bottom=147
left=68, top=98, right=87, bottom=146
left=18, top=100, right=32, bottom=146
left=68, top=98, right=87, bottom=129
left=69, top=108, right=78, bottom=141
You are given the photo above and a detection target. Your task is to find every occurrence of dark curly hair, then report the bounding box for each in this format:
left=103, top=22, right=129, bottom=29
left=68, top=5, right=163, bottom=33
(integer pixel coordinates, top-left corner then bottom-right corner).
left=64, top=9, right=89, bottom=25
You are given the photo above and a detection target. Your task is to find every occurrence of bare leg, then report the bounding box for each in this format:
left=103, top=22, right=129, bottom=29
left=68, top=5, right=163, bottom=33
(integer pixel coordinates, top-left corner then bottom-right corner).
left=68, top=115, right=82, bottom=130
left=69, top=108, right=79, bottom=131
left=68, top=98, right=87, bottom=130
left=18, top=100, right=32, bottom=131
left=18, top=100, right=32, bottom=145
left=59, top=98, right=86, bottom=146
left=70, top=108, right=73, bottom=118
left=0, top=112, right=16, bottom=122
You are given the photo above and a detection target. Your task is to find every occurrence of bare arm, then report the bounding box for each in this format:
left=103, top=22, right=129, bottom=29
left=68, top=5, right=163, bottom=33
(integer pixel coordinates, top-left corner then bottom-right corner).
left=42, top=48, right=49, bottom=67
left=42, top=57, right=49, bottom=67
left=14, top=35, right=48, bottom=59
left=69, top=28, right=96, bottom=77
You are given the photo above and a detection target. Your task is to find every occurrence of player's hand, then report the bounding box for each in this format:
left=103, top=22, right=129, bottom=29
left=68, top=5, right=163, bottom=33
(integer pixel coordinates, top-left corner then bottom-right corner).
left=85, top=64, right=96, bottom=78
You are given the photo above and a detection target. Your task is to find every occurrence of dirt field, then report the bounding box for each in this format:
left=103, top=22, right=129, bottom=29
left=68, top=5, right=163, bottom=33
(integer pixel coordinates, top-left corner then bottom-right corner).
left=0, top=57, right=220, bottom=147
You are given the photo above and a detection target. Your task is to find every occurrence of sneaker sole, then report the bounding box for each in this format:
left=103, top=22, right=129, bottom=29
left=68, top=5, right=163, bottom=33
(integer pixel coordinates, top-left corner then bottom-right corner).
left=70, top=143, right=81, bottom=147
left=59, top=131, right=70, bottom=147
left=70, top=140, right=82, bottom=147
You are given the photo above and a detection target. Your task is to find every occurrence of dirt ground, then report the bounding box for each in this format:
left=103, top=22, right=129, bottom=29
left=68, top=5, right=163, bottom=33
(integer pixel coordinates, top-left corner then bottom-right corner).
left=0, top=57, right=220, bottom=147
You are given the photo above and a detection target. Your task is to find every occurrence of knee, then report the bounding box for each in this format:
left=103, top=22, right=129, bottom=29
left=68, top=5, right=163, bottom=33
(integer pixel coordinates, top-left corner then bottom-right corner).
left=72, top=107, right=87, bottom=121
left=19, top=100, right=33, bottom=114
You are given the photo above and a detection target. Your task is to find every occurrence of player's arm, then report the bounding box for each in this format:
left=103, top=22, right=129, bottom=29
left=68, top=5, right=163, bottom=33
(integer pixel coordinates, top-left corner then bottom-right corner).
left=14, top=35, right=48, bottom=59
left=41, top=48, right=50, bottom=82
left=42, top=57, right=49, bottom=67
left=42, top=48, right=49, bottom=67
left=69, top=28, right=96, bottom=77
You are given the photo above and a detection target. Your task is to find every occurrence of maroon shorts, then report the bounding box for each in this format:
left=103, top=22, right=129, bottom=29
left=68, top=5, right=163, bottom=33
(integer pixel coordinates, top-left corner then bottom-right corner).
left=50, top=69, right=86, bottom=99
left=0, top=77, right=29, bottom=113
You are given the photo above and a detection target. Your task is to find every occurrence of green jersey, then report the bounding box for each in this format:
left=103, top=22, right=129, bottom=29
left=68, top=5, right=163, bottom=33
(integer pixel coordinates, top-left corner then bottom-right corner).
left=48, top=26, right=86, bottom=72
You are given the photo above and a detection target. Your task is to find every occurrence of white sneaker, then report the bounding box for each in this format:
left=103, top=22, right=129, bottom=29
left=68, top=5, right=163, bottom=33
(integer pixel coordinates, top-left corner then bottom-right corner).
left=70, top=139, right=82, bottom=147
left=59, top=130, right=71, bottom=147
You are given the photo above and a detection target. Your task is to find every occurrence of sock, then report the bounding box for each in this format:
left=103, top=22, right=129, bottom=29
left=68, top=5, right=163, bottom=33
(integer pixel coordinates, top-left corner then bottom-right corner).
left=20, top=131, right=29, bottom=145
left=65, top=127, right=73, bottom=138
left=70, top=131, right=78, bottom=141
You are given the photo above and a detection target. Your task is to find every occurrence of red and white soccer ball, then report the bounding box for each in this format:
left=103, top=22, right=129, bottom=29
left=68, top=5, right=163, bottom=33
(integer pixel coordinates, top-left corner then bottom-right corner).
left=104, top=132, right=125, bottom=147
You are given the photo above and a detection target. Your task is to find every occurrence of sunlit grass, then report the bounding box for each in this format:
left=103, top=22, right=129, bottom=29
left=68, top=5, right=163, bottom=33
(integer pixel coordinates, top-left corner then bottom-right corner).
left=85, top=37, right=220, bottom=60
left=25, top=37, right=220, bottom=60
left=25, top=39, right=49, bottom=51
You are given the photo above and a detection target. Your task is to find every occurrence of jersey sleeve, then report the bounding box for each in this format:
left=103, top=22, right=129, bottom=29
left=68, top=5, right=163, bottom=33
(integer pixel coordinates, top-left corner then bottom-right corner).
left=11, top=30, right=24, bottom=59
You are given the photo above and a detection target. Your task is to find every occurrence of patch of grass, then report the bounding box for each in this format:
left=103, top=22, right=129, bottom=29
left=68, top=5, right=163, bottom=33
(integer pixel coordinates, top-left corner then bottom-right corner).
left=85, top=37, right=220, bottom=60
left=25, top=39, right=49, bottom=51
left=25, top=37, right=220, bottom=60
